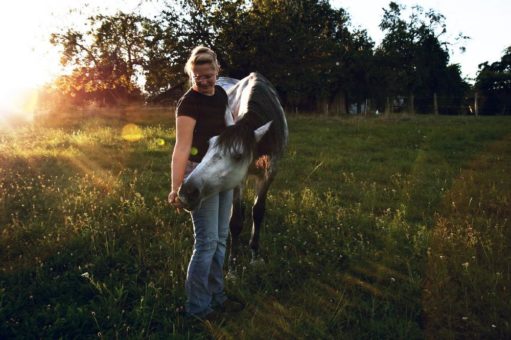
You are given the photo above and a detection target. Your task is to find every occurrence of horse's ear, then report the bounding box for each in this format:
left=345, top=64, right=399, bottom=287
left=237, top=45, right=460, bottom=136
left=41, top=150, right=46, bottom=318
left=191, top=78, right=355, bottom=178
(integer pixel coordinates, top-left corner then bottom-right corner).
left=254, top=121, right=272, bottom=143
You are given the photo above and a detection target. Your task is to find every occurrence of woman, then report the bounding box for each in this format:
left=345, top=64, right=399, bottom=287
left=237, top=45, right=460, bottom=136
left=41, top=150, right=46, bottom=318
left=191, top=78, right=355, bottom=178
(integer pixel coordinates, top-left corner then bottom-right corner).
left=168, top=46, right=243, bottom=320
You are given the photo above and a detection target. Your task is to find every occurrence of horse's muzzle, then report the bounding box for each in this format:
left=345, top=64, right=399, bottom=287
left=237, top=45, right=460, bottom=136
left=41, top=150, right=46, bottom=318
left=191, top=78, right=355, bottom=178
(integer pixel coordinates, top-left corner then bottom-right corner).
left=178, top=182, right=201, bottom=211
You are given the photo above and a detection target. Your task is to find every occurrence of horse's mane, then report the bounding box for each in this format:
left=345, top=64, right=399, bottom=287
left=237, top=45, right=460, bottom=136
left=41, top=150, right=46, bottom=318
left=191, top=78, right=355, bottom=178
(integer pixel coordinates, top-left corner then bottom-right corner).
left=217, top=72, right=287, bottom=160
left=215, top=121, right=257, bottom=159
left=245, top=75, right=286, bottom=157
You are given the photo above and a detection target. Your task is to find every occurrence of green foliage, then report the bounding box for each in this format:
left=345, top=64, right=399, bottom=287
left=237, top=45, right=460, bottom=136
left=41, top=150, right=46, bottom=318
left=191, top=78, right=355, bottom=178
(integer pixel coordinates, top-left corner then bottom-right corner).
left=476, top=46, right=511, bottom=115
left=376, top=1, right=469, bottom=114
left=49, top=12, right=150, bottom=106
left=46, top=1, right=470, bottom=114
left=165, top=0, right=366, bottom=111
left=1, top=111, right=510, bottom=338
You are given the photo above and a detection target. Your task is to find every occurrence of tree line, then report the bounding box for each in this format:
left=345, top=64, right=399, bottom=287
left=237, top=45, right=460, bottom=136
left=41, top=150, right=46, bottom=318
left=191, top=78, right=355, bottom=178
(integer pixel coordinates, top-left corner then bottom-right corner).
left=40, top=0, right=510, bottom=115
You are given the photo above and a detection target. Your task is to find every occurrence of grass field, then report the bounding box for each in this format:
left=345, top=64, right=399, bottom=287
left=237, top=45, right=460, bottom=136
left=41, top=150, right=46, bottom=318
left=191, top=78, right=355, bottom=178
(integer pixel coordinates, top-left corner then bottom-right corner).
left=1, top=108, right=510, bottom=338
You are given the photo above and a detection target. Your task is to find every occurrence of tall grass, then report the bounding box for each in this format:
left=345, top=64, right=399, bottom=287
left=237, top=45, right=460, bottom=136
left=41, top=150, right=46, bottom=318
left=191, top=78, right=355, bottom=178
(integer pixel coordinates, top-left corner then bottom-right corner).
left=1, top=109, right=510, bottom=338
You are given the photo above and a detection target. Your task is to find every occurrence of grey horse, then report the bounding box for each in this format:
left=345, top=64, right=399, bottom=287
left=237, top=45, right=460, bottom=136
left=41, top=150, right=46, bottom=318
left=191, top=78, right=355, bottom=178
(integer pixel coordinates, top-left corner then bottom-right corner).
left=178, top=72, right=288, bottom=271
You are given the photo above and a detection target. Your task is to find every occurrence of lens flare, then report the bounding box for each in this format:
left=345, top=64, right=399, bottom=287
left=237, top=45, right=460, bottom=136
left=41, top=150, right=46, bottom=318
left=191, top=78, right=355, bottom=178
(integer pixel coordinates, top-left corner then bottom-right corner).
left=121, top=124, right=143, bottom=142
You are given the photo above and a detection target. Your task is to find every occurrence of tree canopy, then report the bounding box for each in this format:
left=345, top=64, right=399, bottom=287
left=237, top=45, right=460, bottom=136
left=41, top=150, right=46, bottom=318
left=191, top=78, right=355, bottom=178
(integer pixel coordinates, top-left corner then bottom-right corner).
left=375, top=2, right=468, bottom=114
left=46, top=0, right=474, bottom=115
left=475, top=47, right=511, bottom=115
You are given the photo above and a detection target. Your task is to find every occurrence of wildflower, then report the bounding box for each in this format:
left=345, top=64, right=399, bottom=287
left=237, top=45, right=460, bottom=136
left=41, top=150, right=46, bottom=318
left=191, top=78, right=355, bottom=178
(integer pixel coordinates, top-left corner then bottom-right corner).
left=81, top=272, right=90, bottom=279
left=462, top=262, right=469, bottom=269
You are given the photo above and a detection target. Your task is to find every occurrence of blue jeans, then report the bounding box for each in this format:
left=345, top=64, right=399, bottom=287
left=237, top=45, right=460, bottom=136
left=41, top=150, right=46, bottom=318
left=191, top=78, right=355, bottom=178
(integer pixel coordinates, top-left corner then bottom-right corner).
left=184, top=177, right=233, bottom=316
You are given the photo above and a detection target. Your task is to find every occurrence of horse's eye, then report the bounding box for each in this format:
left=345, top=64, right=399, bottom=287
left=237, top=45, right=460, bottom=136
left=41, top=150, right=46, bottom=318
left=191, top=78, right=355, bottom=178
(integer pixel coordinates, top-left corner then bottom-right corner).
left=232, top=153, right=243, bottom=162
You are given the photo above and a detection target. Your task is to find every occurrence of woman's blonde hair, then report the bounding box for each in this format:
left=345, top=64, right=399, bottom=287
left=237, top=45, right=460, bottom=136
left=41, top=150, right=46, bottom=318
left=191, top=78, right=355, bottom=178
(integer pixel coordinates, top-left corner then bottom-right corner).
left=184, top=46, right=220, bottom=78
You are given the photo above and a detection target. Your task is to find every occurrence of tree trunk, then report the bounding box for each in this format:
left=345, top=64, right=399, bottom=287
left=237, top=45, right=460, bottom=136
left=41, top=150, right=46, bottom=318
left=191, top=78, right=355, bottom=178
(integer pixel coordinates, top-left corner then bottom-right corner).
left=330, top=90, right=347, bottom=115
left=318, top=97, right=329, bottom=115
left=433, top=92, right=439, bottom=115
left=409, top=93, right=415, bottom=114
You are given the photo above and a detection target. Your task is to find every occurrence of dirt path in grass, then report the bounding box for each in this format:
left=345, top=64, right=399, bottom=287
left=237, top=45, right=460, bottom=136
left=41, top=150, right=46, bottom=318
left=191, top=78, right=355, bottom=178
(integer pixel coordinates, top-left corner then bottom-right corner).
left=423, top=133, right=511, bottom=338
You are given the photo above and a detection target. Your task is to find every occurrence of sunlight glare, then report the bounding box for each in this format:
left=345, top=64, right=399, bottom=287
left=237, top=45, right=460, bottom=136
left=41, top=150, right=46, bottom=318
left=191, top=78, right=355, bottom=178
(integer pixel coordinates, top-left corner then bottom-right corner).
left=0, top=3, right=50, bottom=118
left=122, top=124, right=143, bottom=142
left=0, top=87, right=38, bottom=122
left=1, top=0, right=159, bottom=118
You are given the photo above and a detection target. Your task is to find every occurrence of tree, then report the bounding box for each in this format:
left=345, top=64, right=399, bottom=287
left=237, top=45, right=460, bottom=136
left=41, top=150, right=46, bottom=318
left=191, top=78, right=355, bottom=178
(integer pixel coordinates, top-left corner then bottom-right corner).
left=50, top=12, right=149, bottom=105
left=159, top=0, right=362, bottom=113
left=143, top=5, right=189, bottom=98
left=48, top=0, right=469, bottom=115
left=341, top=29, right=375, bottom=114
left=476, top=46, right=511, bottom=115
left=376, top=1, right=468, bottom=114
left=376, top=2, right=416, bottom=113
left=439, top=64, right=469, bottom=115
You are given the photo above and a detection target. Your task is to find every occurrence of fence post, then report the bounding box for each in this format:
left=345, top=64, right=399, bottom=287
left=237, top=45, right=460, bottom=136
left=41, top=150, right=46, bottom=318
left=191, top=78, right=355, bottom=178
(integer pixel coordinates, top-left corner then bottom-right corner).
left=474, top=92, right=479, bottom=116
left=385, top=97, right=391, bottom=115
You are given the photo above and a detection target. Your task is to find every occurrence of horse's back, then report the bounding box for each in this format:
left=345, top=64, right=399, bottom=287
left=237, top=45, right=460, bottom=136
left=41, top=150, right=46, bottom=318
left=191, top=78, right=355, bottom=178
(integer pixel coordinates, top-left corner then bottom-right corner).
left=217, top=76, right=240, bottom=92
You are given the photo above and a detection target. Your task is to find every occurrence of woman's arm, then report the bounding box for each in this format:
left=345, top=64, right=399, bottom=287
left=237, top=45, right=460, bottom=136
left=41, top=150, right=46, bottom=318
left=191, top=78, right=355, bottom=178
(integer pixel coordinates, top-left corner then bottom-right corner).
left=169, top=116, right=196, bottom=206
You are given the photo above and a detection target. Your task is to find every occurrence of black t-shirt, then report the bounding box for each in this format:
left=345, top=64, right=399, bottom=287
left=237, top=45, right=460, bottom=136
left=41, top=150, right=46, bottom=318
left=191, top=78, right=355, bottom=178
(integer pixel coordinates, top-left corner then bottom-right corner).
left=176, top=85, right=228, bottom=162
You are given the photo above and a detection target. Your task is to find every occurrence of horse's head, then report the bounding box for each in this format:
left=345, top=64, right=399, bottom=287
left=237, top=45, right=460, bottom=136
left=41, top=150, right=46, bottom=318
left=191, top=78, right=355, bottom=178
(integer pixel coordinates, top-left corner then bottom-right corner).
left=178, top=121, right=272, bottom=211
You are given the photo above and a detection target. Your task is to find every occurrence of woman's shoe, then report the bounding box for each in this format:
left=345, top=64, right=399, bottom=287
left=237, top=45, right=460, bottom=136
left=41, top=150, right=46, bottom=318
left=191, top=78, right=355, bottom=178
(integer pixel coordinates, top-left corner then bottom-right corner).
left=218, top=298, right=245, bottom=313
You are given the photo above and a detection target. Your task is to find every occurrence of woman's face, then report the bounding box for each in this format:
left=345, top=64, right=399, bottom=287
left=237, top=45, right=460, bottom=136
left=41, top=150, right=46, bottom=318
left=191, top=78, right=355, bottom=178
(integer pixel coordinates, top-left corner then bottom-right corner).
left=191, top=64, right=217, bottom=95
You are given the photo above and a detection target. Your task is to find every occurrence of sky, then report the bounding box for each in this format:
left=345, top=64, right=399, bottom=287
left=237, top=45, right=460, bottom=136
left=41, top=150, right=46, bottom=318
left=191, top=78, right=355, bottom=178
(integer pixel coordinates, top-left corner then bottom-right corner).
left=0, top=0, right=509, bottom=113
left=332, top=0, right=510, bottom=80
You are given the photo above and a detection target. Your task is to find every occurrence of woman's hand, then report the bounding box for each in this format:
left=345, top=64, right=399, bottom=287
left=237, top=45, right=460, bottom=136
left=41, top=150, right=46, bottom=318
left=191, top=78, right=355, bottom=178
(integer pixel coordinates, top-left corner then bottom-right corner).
left=168, top=190, right=184, bottom=212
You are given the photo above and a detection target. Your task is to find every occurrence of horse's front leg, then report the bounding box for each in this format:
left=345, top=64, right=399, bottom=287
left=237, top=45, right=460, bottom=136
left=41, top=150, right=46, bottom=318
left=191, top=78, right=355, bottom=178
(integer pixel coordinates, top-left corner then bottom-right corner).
left=228, top=184, right=244, bottom=275
left=249, top=175, right=273, bottom=264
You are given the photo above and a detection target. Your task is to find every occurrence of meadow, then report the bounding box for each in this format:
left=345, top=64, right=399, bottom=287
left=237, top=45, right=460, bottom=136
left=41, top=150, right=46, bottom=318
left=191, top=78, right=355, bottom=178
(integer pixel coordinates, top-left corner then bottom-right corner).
left=1, top=108, right=510, bottom=339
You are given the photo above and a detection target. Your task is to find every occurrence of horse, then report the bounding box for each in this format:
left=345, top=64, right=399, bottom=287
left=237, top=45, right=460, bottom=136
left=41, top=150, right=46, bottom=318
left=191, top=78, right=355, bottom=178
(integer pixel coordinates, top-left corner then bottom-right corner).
left=178, top=72, right=288, bottom=272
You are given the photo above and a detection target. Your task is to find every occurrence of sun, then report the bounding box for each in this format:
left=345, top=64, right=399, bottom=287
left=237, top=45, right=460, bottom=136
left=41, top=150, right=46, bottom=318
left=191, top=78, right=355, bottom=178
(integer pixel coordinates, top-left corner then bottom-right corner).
left=0, top=82, right=40, bottom=121
left=0, top=2, right=63, bottom=120
left=0, top=29, right=49, bottom=119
